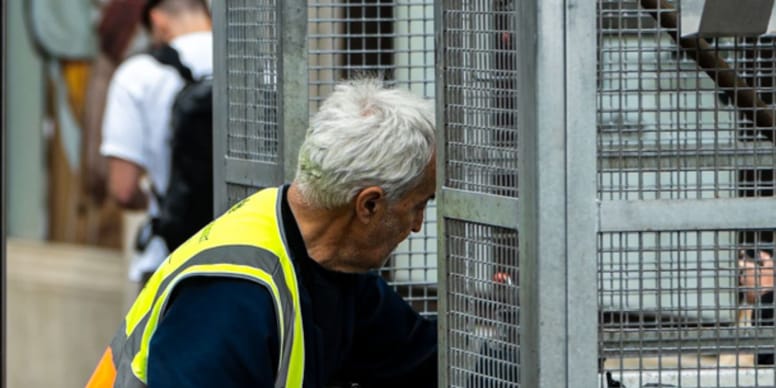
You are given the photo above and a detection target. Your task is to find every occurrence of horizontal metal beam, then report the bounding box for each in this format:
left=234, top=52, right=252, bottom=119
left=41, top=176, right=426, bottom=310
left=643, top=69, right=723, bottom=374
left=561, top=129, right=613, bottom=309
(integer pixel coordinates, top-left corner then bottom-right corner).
left=601, top=327, right=776, bottom=354
left=224, top=157, right=283, bottom=187
left=599, top=147, right=775, bottom=170
left=438, top=188, right=519, bottom=229
left=440, top=191, right=776, bottom=232
left=600, top=197, right=776, bottom=232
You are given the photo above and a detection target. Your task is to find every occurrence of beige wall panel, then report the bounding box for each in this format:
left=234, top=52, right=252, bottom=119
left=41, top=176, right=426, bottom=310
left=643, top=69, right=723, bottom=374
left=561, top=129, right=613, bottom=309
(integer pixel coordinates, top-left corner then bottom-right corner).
left=7, top=239, right=125, bottom=388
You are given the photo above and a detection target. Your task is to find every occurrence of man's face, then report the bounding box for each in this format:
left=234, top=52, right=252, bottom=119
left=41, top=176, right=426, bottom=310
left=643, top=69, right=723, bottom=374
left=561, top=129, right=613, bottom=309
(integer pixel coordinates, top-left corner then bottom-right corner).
left=360, top=154, right=437, bottom=270
left=739, top=250, right=775, bottom=304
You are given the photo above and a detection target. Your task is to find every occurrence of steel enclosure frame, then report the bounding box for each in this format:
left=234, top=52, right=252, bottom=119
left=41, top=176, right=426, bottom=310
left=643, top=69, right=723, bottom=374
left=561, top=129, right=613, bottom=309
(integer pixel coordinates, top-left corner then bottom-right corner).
left=279, top=0, right=308, bottom=183
left=600, top=198, right=776, bottom=232
left=517, top=0, right=599, bottom=387
left=212, top=0, right=227, bottom=212
left=436, top=0, right=599, bottom=385
left=433, top=2, right=448, bottom=385
left=213, top=0, right=309, bottom=214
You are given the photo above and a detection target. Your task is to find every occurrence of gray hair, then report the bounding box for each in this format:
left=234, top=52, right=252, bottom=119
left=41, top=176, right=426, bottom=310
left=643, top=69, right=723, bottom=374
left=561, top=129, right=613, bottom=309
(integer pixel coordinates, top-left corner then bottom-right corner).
left=295, top=78, right=436, bottom=209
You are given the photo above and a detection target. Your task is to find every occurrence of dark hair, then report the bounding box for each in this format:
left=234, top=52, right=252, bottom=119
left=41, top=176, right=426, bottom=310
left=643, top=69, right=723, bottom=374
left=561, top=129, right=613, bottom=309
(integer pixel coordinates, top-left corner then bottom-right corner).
left=141, top=0, right=209, bottom=30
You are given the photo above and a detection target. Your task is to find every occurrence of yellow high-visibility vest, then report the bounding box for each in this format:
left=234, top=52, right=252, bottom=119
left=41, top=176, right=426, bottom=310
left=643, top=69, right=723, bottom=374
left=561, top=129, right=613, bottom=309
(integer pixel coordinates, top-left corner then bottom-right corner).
left=86, top=187, right=305, bottom=388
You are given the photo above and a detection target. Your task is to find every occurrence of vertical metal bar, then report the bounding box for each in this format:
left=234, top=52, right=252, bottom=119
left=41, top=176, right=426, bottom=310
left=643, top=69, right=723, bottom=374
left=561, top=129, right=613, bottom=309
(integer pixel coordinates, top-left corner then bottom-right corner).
left=517, top=0, right=567, bottom=385
left=279, top=0, right=309, bottom=182
left=565, top=0, right=598, bottom=385
left=434, top=0, right=448, bottom=385
left=517, top=0, right=598, bottom=386
left=211, top=0, right=228, bottom=214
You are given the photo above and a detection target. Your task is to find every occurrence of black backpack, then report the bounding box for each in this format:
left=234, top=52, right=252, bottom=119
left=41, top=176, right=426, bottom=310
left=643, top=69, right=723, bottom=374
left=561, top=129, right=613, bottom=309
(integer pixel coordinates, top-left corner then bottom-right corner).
left=149, top=45, right=214, bottom=252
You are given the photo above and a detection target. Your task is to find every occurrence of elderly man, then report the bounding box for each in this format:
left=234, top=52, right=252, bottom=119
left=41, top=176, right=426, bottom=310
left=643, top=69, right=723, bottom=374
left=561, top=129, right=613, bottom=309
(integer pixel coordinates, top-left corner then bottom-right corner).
left=87, top=78, right=438, bottom=387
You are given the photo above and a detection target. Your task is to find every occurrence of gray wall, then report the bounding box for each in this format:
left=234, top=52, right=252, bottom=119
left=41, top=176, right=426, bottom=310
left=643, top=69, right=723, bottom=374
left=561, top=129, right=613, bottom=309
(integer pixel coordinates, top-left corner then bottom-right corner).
left=6, top=0, right=47, bottom=240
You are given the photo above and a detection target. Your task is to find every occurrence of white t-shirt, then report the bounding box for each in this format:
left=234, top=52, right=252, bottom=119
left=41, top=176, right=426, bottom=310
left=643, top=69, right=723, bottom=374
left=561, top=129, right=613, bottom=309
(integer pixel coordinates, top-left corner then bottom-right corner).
left=101, top=31, right=213, bottom=280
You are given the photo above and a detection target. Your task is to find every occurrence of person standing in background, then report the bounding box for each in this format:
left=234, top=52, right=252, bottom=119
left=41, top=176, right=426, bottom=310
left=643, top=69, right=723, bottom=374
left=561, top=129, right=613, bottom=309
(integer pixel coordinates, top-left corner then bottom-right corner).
left=83, top=0, right=148, bottom=205
left=100, top=0, right=212, bottom=287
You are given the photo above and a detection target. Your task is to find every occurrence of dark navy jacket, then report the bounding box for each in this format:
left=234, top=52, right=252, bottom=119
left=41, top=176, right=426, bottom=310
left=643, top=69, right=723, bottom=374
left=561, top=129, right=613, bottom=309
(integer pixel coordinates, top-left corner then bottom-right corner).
left=147, top=186, right=438, bottom=387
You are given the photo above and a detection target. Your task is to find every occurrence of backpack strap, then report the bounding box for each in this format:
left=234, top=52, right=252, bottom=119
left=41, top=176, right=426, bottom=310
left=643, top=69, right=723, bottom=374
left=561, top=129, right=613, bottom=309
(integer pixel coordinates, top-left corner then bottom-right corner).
left=148, top=44, right=195, bottom=83
left=146, top=44, right=191, bottom=203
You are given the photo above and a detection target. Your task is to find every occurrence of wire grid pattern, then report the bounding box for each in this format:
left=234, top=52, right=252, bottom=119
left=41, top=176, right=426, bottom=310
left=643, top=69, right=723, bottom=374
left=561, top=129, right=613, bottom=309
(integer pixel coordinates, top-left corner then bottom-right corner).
left=598, top=1, right=776, bottom=386
left=598, top=0, right=776, bottom=200
left=308, top=0, right=438, bottom=316
left=308, top=0, right=435, bottom=111
left=226, top=1, right=280, bottom=162
left=599, top=230, right=776, bottom=387
left=442, top=0, right=519, bottom=198
left=446, top=219, right=520, bottom=387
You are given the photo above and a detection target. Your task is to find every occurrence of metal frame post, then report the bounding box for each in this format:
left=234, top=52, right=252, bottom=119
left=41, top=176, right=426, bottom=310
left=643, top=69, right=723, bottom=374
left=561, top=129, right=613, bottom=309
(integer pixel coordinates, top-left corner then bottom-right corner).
left=517, top=0, right=598, bottom=386
left=211, top=0, right=228, bottom=213
left=279, top=0, right=309, bottom=182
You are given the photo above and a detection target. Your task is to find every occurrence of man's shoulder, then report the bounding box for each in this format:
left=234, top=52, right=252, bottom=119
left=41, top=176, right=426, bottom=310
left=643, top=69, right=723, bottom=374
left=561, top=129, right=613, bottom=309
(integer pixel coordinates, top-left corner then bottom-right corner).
left=171, top=31, right=214, bottom=77
left=171, top=31, right=213, bottom=52
left=112, top=53, right=177, bottom=87
left=115, top=53, right=166, bottom=75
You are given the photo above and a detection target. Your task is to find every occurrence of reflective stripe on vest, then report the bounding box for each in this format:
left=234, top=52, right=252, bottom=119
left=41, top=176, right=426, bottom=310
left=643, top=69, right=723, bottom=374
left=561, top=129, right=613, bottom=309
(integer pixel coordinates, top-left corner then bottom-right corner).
left=103, top=187, right=305, bottom=388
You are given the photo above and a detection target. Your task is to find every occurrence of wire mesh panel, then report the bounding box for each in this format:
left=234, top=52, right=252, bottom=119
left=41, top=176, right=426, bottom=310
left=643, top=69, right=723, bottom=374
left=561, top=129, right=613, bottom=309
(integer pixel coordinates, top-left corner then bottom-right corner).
left=442, top=0, right=519, bottom=198
left=226, top=1, right=280, bottom=162
left=308, top=0, right=435, bottom=110
left=446, top=219, right=520, bottom=387
left=599, top=230, right=776, bottom=387
left=597, top=1, right=776, bottom=386
left=307, top=0, right=438, bottom=316
left=214, top=0, right=306, bottom=211
left=437, top=0, right=537, bottom=386
left=598, top=0, right=776, bottom=199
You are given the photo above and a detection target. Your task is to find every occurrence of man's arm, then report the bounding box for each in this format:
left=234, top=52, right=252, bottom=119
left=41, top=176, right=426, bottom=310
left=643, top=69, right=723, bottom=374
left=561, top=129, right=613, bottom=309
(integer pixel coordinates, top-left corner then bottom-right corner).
left=343, top=274, right=437, bottom=387
left=100, top=58, right=153, bottom=209
left=107, top=157, right=148, bottom=209
left=147, top=277, right=280, bottom=387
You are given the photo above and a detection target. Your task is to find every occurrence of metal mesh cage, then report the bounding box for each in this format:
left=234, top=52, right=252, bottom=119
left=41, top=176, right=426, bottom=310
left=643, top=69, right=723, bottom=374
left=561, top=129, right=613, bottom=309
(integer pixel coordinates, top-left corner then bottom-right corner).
left=597, top=1, right=776, bottom=386
left=443, top=0, right=519, bottom=198
left=308, top=0, right=438, bottom=316
left=598, top=0, right=776, bottom=200
left=446, top=219, right=520, bottom=387
left=226, top=1, right=280, bottom=162
left=439, top=1, right=522, bottom=386
left=216, top=0, right=776, bottom=385
left=308, top=0, right=435, bottom=110
left=599, top=230, right=776, bottom=387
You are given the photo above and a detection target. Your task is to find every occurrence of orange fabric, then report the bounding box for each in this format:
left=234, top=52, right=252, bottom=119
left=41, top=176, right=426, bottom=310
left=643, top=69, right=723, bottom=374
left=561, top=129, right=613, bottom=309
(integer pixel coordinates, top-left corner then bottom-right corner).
left=85, top=347, right=117, bottom=388
left=61, top=60, right=91, bottom=124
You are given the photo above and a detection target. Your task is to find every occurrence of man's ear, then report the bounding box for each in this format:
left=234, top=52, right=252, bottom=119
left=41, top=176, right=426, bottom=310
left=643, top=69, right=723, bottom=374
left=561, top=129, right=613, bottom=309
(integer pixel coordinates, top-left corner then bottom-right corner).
left=354, top=186, right=385, bottom=223
left=148, top=8, right=170, bottom=41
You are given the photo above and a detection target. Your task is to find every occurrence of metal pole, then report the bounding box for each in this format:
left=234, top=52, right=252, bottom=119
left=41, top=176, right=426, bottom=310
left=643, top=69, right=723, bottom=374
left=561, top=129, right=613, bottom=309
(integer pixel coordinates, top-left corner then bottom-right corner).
left=517, top=0, right=598, bottom=386
left=280, top=0, right=309, bottom=182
